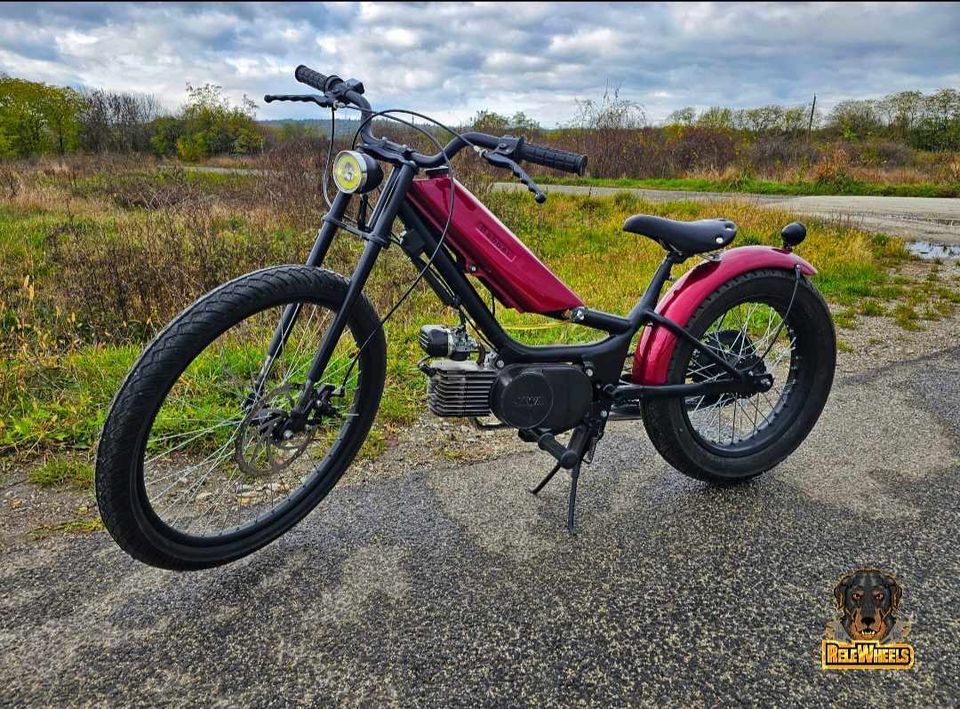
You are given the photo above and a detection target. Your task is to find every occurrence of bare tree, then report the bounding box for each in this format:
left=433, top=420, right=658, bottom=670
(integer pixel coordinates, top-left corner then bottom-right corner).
left=78, top=89, right=163, bottom=153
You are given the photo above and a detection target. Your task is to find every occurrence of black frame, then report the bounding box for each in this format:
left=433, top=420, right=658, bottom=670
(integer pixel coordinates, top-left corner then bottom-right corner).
left=277, top=171, right=763, bottom=411
left=259, top=82, right=767, bottom=412
left=253, top=69, right=784, bottom=530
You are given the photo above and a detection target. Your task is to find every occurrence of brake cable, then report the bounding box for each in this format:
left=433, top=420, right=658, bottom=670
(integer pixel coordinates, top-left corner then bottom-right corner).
left=329, top=107, right=462, bottom=390
left=320, top=106, right=337, bottom=210
left=312, top=101, right=530, bottom=391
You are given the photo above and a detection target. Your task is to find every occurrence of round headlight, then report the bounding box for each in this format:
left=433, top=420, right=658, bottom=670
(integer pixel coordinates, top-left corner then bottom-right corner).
left=332, top=150, right=382, bottom=194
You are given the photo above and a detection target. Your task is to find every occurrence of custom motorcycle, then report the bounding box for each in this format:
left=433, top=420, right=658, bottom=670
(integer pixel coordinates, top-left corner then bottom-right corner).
left=96, top=67, right=835, bottom=569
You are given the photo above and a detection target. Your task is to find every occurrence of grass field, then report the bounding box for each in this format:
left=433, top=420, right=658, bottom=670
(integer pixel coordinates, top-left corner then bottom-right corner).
left=538, top=175, right=960, bottom=198
left=1, top=158, right=957, bottom=492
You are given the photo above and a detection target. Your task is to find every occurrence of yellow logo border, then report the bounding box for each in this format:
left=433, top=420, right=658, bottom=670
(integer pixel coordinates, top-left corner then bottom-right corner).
left=821, top=639, right=915, bottom=670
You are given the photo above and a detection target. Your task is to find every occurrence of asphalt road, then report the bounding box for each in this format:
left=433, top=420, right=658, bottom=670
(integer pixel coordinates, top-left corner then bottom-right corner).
left=495, top=182, right=960, bottom=245
left=2, top=312, right=959, bottom=705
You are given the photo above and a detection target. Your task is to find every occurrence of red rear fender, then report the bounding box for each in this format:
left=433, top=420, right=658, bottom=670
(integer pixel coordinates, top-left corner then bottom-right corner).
left=632, top=245, right=816, bottom=384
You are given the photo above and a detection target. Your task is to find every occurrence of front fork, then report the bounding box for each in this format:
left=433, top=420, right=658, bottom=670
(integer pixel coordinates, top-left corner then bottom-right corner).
left=251, top=162, right=417, bottom=413
left=248, top=190, right=351, bottom=404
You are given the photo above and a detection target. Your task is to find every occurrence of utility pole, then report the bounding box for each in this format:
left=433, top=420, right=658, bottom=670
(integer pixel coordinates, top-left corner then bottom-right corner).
left=807, top=95, right=817, bottom=143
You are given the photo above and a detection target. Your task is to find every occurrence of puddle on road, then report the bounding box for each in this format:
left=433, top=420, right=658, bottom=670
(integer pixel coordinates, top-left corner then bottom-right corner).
left=907, top=241, right=960, bottom=260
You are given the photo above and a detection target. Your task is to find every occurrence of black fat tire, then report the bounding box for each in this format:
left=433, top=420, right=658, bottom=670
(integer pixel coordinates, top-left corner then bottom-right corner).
left=95, top=266, right=386, bottom=570
left=641, top=269, right=835, bottom=484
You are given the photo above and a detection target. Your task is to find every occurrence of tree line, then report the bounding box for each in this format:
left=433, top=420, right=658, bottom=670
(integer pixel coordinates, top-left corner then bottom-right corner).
left=464, top=88, right=960, bottom=153
left=665, top=89, right=960, bottom=150
left=2, top=74, right=959, bottom=164
left=0, top=75, right=263, bottom=160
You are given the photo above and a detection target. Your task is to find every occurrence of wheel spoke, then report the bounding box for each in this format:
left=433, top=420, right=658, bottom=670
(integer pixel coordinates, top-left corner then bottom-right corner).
left=140, top=301, right=364, bottom=539
left=683, top=298, right=796, bottom=449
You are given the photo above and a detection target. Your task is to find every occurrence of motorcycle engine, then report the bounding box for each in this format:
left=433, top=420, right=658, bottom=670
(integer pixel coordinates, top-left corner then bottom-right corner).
left=489, top=364, right=592, bottom=432
left=421, top=324, right=494, bottom=418
left=420, top=325, right=593, bottom=432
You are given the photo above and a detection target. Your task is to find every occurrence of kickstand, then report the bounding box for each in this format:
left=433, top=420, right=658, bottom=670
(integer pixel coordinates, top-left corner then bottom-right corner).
left=524, top=420, right=604, bottom=533
left=528, top=460, right=562, bottom=496
left=567, top=462, right=581, bottom=534
left=529, top=458, right=584, bottom=534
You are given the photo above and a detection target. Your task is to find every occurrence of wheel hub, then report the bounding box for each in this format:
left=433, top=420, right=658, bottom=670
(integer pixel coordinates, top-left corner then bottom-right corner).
left=689, top=329, right=768, bottom=407
left=235, top=384, right=315, bottom=477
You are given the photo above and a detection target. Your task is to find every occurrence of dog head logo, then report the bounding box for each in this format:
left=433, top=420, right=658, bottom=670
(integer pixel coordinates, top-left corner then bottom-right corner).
left=822, top=568, right=914, bottom=670
left=828, top=568, right=908, bottom=642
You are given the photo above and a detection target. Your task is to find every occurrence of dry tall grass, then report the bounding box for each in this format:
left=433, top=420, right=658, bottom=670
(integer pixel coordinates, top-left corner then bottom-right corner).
left=2, top=154, right=954, bottom=459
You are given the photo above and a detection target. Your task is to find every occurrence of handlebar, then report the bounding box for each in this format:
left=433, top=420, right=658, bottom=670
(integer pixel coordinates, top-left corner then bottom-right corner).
left=518, top=142, right=587, bottom=176
left=294, top=65, right=335, bottom=92
left=264, top=94, right=332, bottom=106
left=271, top=65, right=588, bottom=176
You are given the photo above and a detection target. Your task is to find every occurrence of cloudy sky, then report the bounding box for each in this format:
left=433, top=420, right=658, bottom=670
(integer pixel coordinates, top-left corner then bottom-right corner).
left=1, top=2, right=958, bottom=125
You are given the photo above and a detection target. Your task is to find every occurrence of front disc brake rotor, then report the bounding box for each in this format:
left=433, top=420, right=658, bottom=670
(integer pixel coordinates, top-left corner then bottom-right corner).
left=235, top=383, right=314, bottom=477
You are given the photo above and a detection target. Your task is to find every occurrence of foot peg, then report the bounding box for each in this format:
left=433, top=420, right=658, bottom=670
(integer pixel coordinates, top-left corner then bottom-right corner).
left=535, top=431, right=579, bottom=469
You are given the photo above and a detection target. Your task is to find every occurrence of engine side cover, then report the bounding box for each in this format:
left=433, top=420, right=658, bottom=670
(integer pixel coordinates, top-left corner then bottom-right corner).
left=490, top=364, right=593, bottom=432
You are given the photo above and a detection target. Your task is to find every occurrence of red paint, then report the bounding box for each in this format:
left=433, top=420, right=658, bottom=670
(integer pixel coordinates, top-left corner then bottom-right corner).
left=632, top=246, right=816, bottom=384
left=406, top=177, right=583, bottom=314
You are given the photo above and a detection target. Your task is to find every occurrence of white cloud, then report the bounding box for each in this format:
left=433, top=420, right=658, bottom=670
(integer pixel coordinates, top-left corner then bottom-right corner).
left=0, top=2, right=957, bottom=125
left=381, top=27, right=418, bottom=48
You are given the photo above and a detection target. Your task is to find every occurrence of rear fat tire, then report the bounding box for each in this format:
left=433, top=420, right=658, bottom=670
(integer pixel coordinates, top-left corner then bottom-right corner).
left=95, top=265, right=386, bottom=570
left=641, top=269, right=836, bottom=483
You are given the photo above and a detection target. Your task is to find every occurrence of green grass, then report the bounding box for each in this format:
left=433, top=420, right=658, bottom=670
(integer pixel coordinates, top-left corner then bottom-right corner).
left=29, top=517, right=103, bottom=540
left=1, top=164, right=956, bottom=464
left=858, top=300, right=886, bottom=317
left=0, top=344, right=140, bottom=453
left=892, top=303, right=924, bottom=330
left=28, top=455, right=94, bottom=489
left=537, top=175, right=960, bottom=198
left=833, top=309, right=859, bottom=330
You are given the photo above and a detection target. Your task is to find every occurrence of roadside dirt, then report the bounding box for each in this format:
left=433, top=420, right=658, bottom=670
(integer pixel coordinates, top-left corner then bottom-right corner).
left=1, top=463, right=99, bottom=553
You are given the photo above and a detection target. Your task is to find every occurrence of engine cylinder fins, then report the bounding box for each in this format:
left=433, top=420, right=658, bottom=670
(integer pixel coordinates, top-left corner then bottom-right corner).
left=423, top=359, right=594, bottom=433
left=426, top=360, right=497, bottom=418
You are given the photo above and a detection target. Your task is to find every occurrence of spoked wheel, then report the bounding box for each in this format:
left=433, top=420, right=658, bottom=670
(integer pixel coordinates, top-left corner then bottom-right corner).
left=96, top=266, right=385, bottom=569
left=642, top=269, right=835, bottom=483
left=684, top=305, right=795, bottom=452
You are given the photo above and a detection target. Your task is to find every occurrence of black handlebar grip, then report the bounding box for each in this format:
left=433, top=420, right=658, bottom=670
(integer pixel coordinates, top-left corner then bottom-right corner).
left=264, top=94, right=309, bottom=103
left=294, top=65, right=333, bottom=92
left=518, top=142, right=588, bottom=176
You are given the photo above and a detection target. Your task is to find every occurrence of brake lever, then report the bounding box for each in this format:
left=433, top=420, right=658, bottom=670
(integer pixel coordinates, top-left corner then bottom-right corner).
left=263, top=94, right=335, bottom=108
left=484, top=151, right=546, bottom=203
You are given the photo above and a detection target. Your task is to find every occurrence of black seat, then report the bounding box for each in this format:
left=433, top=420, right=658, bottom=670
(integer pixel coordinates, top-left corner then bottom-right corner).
left=623, top=215, right=736, bottom=254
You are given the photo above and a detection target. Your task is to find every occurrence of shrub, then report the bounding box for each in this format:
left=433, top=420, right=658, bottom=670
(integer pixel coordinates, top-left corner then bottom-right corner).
left=814, top=145, right=854, bottom=189
left=860, top=139, right=915, bottom=168
left=744, top=136, right=820, bottom=177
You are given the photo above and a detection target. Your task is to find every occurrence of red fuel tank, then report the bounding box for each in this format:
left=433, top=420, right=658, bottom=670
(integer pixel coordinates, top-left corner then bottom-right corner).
left=406, top=177, right=583, bottom=314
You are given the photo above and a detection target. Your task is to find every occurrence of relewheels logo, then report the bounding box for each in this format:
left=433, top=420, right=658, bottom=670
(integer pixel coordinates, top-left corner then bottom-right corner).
left=821, top=568, right=915, bottom=670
